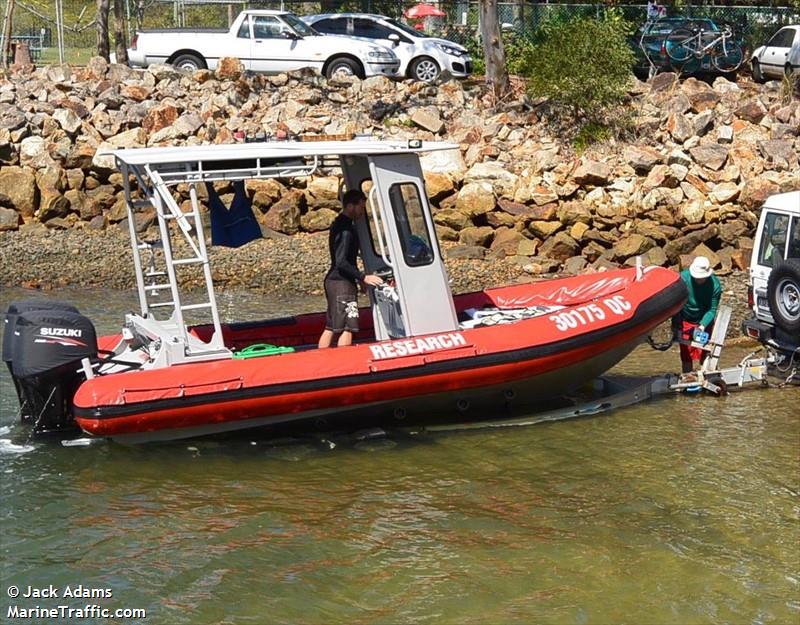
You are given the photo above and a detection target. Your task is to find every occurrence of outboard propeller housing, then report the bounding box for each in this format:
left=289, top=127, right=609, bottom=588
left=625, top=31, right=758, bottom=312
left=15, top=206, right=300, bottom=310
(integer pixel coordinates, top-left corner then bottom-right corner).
left=6, top=304, right=97, bottom=435
left=3, top=300, right=79, bottom=420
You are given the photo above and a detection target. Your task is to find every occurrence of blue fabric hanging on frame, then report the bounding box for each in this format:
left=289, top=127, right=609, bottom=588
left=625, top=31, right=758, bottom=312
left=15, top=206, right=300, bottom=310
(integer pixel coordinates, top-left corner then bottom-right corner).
left=205, top=181, right=262, bottom=248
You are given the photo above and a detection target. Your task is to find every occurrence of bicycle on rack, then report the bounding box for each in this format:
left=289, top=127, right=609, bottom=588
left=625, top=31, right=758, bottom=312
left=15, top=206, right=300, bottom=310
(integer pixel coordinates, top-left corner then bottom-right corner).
left=664, top=24, right=744, bottom=73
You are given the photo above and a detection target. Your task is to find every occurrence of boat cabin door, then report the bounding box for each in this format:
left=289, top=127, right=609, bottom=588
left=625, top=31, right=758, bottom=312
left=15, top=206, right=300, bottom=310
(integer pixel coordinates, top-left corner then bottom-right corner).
left=362, top=153, right=458, bottom=340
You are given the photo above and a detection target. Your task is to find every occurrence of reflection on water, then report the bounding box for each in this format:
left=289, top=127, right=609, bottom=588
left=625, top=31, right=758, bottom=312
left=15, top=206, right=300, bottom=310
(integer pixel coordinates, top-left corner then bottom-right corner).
left=1, top=286, right=798, bottom=625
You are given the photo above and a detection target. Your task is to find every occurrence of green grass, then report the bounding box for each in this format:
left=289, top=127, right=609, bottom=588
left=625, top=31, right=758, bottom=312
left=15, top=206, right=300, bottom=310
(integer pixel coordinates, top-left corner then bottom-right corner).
left=38, top=47, right=94, bottom=66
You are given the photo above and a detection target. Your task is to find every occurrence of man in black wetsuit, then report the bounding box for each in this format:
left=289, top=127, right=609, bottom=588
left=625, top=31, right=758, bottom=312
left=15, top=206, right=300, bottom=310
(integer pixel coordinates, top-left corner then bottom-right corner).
left=318, top=189, right=383, bottom=348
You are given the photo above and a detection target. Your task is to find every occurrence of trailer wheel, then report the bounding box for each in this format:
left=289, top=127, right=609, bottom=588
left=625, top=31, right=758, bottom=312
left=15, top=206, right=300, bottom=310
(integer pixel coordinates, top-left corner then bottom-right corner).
left=172, top=53, right=206, bottom=71
left=767, top=259, right=800, bottom=337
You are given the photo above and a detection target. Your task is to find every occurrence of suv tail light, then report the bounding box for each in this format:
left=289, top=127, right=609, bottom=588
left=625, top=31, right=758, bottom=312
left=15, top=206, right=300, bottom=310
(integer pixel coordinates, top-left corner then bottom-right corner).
left=747, top=286, right=754, bottom=309
left=131, top=34, right=138, bottom=51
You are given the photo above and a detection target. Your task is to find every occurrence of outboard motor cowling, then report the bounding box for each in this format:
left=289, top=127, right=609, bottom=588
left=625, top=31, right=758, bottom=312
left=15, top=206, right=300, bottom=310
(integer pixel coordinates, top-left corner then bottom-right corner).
left=3, top=300, right=79, bottom=420
left=9, top=309, right=97, bottom=435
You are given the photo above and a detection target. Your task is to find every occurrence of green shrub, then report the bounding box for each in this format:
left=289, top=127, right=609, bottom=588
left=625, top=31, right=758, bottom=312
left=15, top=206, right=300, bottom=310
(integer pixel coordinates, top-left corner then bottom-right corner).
left=464, top=31, right=536, bottom=77
left=522, top=15, right=636, bottom=121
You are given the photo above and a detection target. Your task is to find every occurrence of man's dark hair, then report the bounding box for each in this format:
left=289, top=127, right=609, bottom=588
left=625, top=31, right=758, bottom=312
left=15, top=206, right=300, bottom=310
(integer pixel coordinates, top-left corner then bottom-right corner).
left=342, top=189, right=367, bottom=208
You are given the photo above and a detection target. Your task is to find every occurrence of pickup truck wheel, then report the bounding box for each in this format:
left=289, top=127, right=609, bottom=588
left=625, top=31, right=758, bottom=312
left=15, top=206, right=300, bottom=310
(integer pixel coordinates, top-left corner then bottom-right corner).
left=172, top=53, right=206, bottom=71
left=410, top=57, right=440, bottom=82
left=767, top=259, right=800, bottom=336
left=326, top=58, right=362, bottom=79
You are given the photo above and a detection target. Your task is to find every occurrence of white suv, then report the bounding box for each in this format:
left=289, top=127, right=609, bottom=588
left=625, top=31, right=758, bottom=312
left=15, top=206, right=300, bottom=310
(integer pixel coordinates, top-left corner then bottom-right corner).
left=303, top=13, right=472, bottom=82
left=743, top=191, right=800, bottom=361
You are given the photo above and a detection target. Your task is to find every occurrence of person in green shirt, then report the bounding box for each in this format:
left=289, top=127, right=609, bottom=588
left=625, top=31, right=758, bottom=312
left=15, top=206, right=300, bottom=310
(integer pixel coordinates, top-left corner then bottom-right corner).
left=677, top=256, right=722, bottom=373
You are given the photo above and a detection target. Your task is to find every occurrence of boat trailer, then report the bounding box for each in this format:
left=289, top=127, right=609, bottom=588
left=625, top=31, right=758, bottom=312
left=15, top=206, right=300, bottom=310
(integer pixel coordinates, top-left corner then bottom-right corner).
left=414, top=304, right=790, bottom=434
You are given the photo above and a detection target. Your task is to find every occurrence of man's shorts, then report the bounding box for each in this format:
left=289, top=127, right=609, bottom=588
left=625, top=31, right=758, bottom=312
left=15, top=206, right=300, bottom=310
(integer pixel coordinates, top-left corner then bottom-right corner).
left=324, top=278, right=359, bottom=333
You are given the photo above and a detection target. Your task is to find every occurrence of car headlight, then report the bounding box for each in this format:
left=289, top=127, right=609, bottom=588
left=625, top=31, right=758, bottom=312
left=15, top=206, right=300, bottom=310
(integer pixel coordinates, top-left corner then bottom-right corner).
left=368, top=50, right=396, bottom=60
left=436, top=43, right=464, bottom=57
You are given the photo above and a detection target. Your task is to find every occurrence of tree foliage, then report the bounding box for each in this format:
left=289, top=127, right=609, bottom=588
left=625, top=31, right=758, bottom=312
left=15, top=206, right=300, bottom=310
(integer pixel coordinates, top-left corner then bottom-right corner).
left=523, top=15, right=636, bottom=120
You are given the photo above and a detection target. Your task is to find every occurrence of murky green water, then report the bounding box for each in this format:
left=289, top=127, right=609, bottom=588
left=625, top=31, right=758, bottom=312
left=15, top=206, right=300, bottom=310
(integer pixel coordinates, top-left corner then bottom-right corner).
left=1, top=287, right=798, bottom=625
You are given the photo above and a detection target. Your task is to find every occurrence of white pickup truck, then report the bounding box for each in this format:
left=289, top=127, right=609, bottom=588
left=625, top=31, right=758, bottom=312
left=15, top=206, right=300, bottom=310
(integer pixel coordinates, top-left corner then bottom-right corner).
left=126, top=10, right=400, bottom=79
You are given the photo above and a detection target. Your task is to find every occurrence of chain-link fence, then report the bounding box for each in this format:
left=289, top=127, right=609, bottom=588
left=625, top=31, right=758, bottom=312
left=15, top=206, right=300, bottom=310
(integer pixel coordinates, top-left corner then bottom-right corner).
left=2, top=0, right=799, bottom=65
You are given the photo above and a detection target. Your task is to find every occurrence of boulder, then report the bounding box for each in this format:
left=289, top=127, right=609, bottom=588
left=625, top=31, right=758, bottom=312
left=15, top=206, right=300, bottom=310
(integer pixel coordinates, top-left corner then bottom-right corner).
left=708, top=182, right=740, bottom=204
left=758, top=139, right=798, bottom=170
left=666, top=113, right=693, bottom=143
left=458, top=225, right=495, bottom=247
left=446, top=245, right=486, bottom=260
left=420, top=149, right=467, bottom=178
left=739, top=178, right=780, bottom=211
left=19, top=136, right=55, bottom=169
left=0, top=206, right=20, bottom=230
left=410, top=107, right=444, bottom=134
left=735, top=100, right=767, bottom=124
left=680, top=200, right=707, bottom=225
left=37, top=186, right=69, bottom=221
left=539, top=232, right=580, bottom=262
left=489, top=227, right=525, bottom=257
left=263, top=190, right=305, bottom=234
left=455, top=182, right=495, bottom=217
left=529, top=185, right=558, bottom=206
left=718, top=219, right=749, bottom=245
left=433, top=209, right=470, bottom=230
left=142, top=103, right=180, bottom=135
left=643, top=164, right=680, bottom=192
left=612, top=234, right=655, bottom=260
left=690, top=144, right=728, bottom=171
left=216, top=57, right=243, bottom=80
left=556, top=201, right=592, bottom=226
left=0, top=103, right=26, bottom=131
left=300, top=208, right=337, bottom=232
left=464, top=162, right=518, bottom=198
left=663, top=225, right=719, bottom=261
left=624, top=146, right=663, bottom=173
left=528, top=220, right=563, bottom=239
left=572, top=160, right=611, bottom=187
left=423, top=172, right=455, bottom=202
left=53, top=108, right=82, bottom=134
left=0, top=166, right=37, bottom=219
left=248, top=179, right=286, bottom=210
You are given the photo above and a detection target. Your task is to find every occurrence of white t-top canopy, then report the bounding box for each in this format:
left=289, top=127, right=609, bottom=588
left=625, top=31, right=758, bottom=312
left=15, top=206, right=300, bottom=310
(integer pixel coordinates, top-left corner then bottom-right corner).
left=113, top=140, right=459, bottom=168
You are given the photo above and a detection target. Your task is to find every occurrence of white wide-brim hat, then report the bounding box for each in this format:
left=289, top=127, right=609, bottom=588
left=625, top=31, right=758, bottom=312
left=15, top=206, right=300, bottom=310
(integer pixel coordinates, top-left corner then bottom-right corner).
left=689, top=256, right=713, bottom=279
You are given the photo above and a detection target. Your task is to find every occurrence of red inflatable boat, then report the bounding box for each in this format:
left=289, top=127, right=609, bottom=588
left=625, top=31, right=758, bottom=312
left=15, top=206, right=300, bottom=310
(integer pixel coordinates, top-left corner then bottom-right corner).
left=3, top=141, right=686, bottom=442
left=66, top=267, right=684, bottom=442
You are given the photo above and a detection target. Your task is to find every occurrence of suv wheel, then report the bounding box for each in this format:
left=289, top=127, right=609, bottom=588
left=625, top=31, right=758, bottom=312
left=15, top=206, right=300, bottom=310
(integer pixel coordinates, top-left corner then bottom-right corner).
left=767, top=259, right=800, bottom=336
left=410, top=57, right=440, bottom=82
left=751, top=59, right=765, bottom=83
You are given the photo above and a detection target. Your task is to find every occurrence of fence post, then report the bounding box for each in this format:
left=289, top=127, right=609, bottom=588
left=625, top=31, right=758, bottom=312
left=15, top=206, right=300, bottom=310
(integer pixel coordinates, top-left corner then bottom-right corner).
left=1, top=0, right=14, bottom=69
left=56, top=0, right=65, bottom=64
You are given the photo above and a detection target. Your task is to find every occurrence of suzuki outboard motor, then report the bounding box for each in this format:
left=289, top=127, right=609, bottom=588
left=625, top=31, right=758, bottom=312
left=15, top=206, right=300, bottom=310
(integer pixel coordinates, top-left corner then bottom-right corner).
left=3, top=300, right=79, bottom=421
left=9, top=308, right=97, bottom=435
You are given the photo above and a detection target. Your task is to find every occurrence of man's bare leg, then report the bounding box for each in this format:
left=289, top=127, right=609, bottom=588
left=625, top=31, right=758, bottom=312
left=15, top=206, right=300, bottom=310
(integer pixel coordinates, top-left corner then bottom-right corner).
left=318, top=329, right=335, bottom=349
left=337, top=330, right=353, bottom=347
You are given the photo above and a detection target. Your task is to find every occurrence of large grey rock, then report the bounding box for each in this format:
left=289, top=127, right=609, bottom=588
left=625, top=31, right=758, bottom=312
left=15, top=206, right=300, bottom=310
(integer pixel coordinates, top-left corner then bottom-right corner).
left=0, top=206, right=20, bottom=230
left=690, top=144, right=728, bottom=171
left=624, top=146, right=663, bottom=173
left=464, top=162, right=518, bottom=198
left=410, top=107, right=444, bottom=134
left=53, top=108, right=82, bottom=134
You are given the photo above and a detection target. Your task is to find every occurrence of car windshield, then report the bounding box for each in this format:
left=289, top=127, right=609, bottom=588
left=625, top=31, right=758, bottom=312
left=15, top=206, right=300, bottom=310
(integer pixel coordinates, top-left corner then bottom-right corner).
left=284, top=13, right=318, bottom=36
left=386, top=18, right=429, bottom=38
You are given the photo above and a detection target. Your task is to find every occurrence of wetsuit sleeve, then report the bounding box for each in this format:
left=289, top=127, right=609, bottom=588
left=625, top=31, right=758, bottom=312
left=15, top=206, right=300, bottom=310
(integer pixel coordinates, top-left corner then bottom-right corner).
left=700, top=276, right=722, bottom=328
left=333, top=230, right=365, bottom=282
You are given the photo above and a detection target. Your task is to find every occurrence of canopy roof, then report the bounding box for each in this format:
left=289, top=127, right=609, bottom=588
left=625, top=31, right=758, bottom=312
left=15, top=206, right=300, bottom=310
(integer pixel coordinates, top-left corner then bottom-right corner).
left=113, top=140, right=458, bottom=168
left=404, top=3, right=446, bottom=18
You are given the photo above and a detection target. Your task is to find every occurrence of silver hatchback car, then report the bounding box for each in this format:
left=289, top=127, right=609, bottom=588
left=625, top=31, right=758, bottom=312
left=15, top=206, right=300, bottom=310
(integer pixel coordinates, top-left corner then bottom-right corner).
left=303, top=13, right=472, bottom=82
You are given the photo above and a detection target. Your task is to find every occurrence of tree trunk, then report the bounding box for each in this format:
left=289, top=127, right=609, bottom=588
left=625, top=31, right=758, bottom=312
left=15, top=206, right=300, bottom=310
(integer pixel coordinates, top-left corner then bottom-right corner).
left=1, top=0, right=15, bottom=69
left=113, top=0, right=128, bottom=64
left=96, top=0, right=110, bottom=61
left=479, top=0, right=510, bottom=96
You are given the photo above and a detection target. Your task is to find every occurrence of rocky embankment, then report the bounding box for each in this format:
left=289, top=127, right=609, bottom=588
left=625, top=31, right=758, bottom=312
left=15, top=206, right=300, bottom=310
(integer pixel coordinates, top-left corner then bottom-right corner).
left=0, top=57, right=798, bottom=307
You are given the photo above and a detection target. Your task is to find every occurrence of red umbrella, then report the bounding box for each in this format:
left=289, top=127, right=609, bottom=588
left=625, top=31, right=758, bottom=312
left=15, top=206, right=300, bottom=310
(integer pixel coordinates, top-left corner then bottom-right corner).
left=404, top=3, right=446, bottom=19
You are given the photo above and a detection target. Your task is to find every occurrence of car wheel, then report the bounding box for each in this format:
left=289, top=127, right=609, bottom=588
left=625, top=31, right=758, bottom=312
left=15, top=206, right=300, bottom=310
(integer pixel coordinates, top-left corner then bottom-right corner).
left=172, top=53, right=206, bottom=71
left=326, top=57, right=362, bottom=80
left=767, top=259, right=800, bottom=336
left=410, top=56, right=440, bottom=82
left=751, top=59, right=765, bottom=83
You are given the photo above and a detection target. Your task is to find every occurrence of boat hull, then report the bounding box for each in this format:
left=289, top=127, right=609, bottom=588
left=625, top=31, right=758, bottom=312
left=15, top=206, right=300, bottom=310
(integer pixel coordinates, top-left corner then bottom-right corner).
left=73, top=267, right=687, bottom=442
